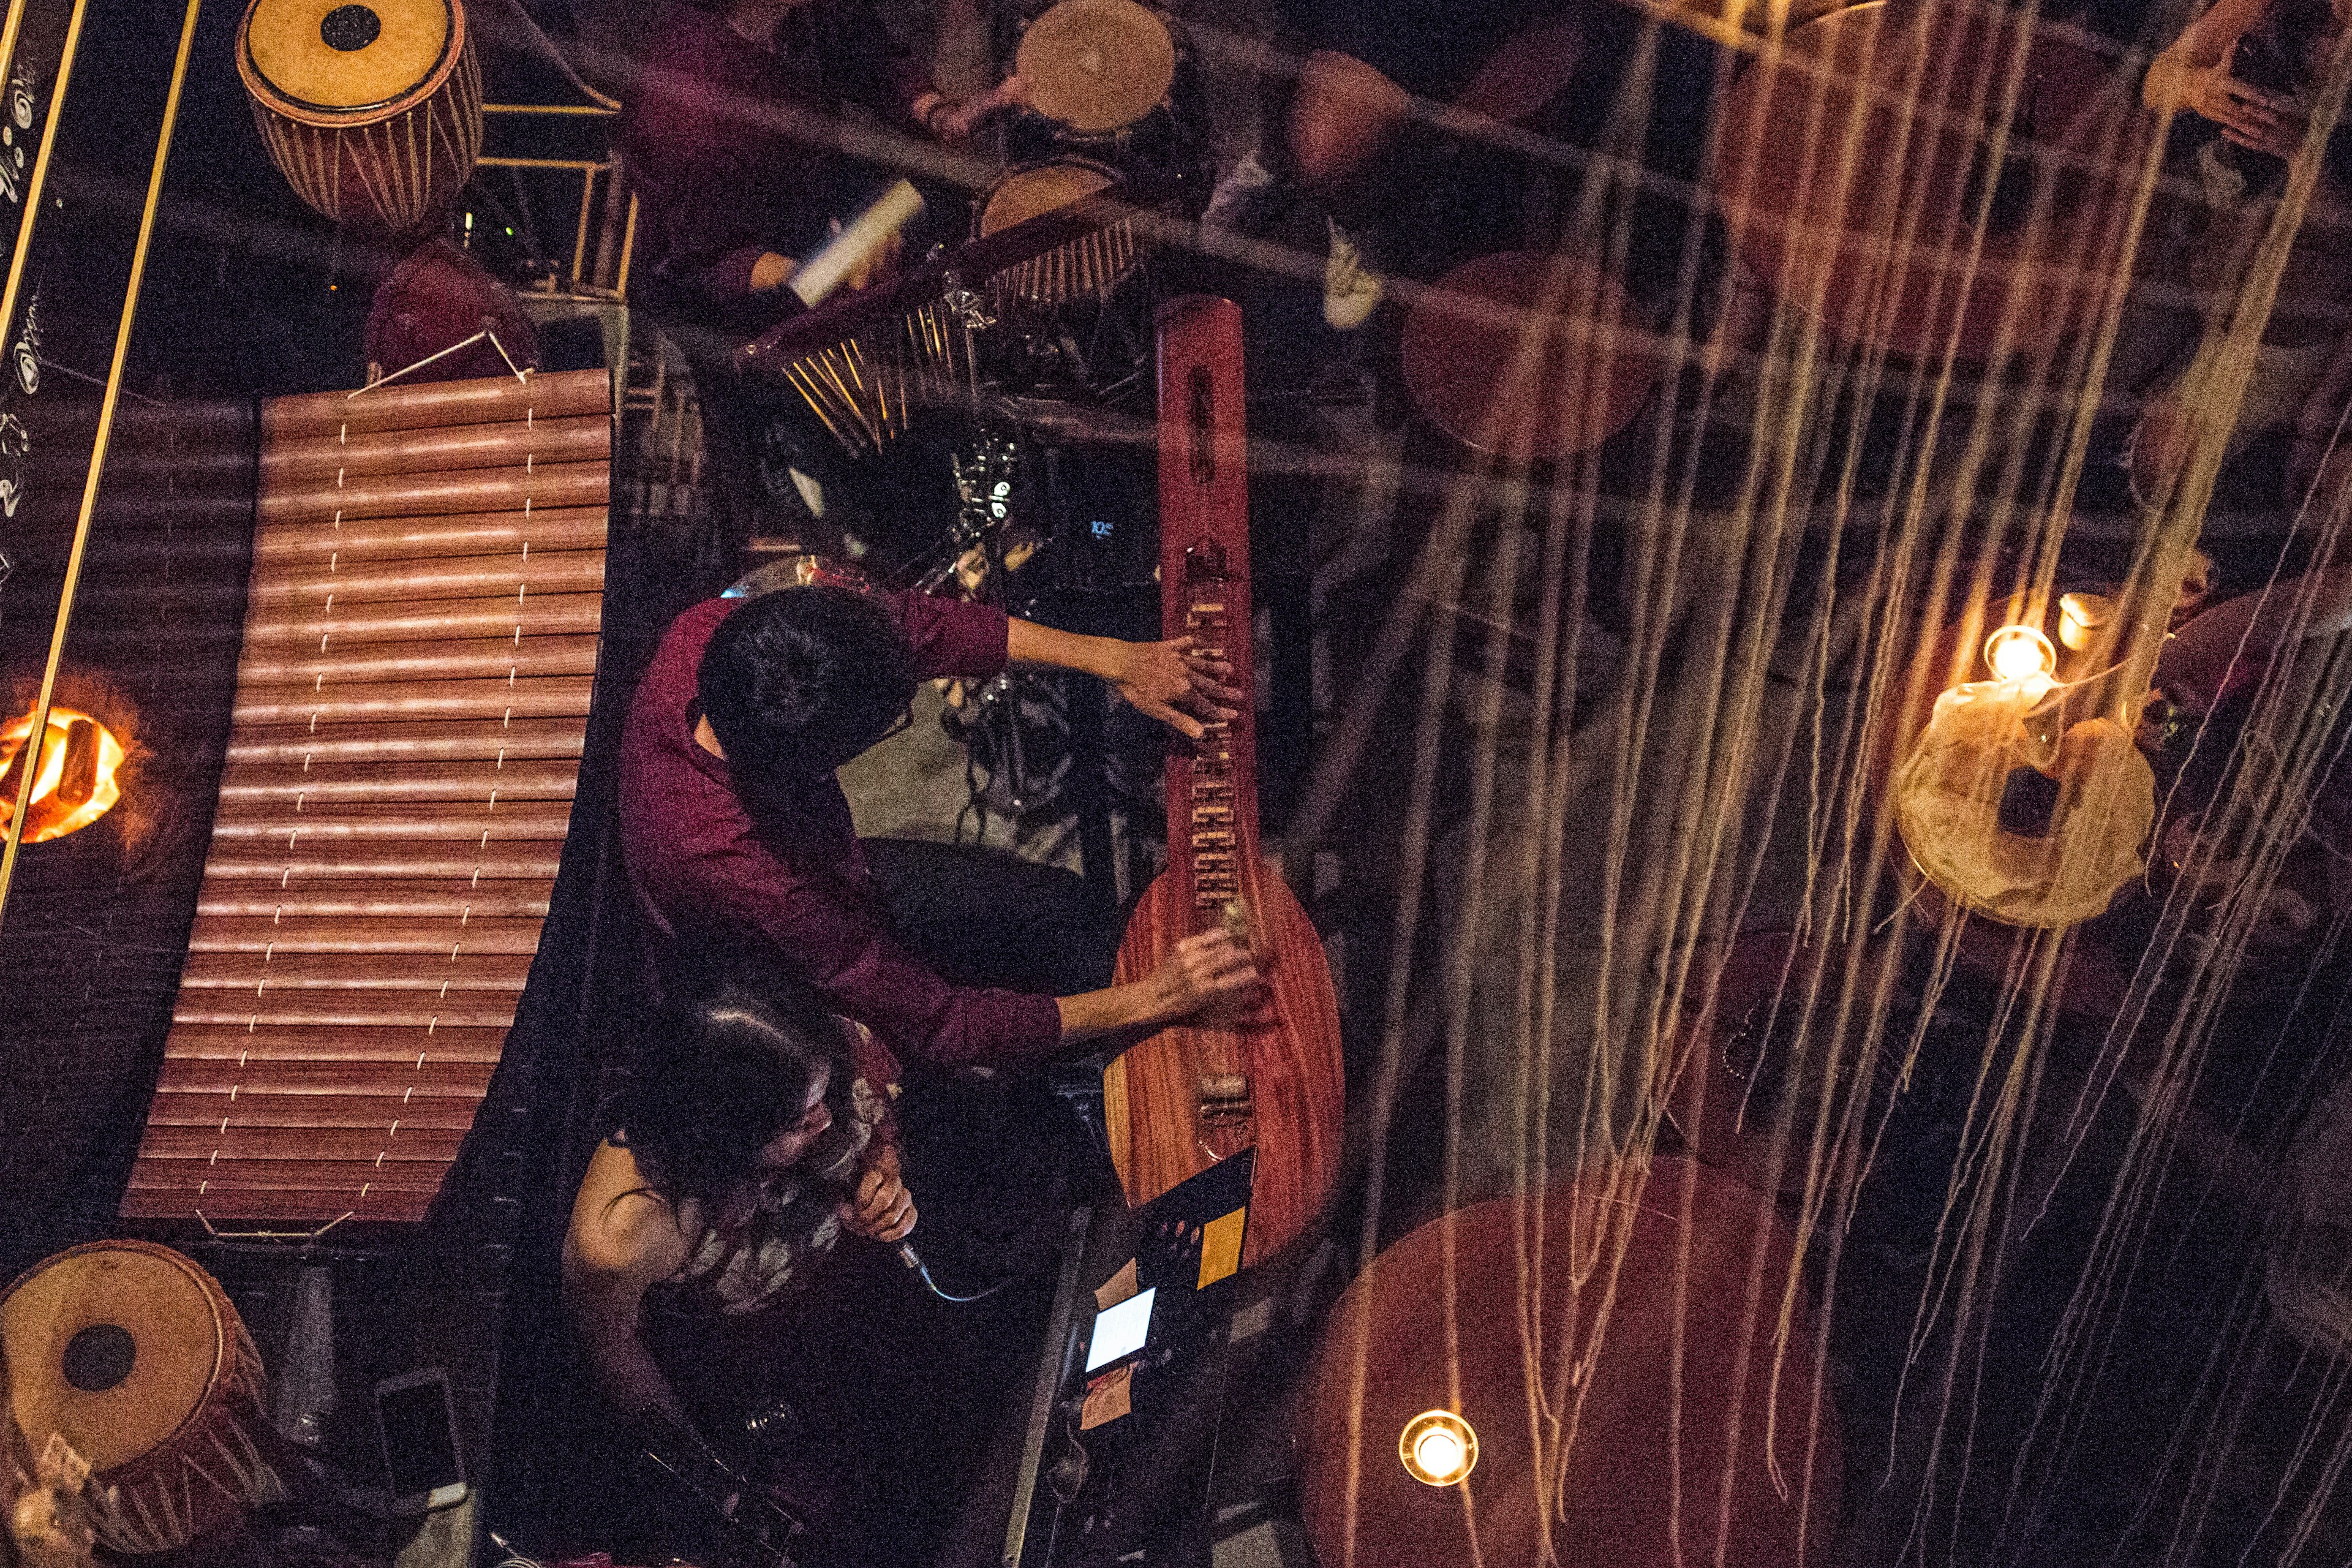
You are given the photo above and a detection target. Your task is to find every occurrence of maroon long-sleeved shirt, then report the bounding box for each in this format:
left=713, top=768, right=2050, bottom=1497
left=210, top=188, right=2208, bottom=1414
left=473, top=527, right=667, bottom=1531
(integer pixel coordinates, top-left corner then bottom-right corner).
left=619, top=593, right=1065, bottom=1068
left=620, top=0, right=929, bottom=312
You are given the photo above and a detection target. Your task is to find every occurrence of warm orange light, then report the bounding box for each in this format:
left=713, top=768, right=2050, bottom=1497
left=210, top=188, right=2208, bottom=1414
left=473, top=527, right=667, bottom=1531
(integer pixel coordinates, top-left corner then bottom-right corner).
left=1398, top=1409, right=1477, bottom=1486
left=0, top=705, right=125, bottom=842
left=1983, top=625, right=2056, bottom=685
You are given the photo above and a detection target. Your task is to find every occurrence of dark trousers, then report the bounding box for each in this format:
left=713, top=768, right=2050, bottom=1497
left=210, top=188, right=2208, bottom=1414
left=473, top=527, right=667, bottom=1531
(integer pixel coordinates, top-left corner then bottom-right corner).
left=859, top=835, right=1119, bottom=998
left=861, top=834, right=1122, bottom=1282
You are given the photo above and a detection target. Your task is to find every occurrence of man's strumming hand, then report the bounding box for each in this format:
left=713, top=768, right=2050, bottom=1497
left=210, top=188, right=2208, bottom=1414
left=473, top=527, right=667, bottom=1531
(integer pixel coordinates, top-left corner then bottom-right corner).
left=1146, top=929, right=1263, bottom=1025
left=1055, top=929, right=1264, bottom=1046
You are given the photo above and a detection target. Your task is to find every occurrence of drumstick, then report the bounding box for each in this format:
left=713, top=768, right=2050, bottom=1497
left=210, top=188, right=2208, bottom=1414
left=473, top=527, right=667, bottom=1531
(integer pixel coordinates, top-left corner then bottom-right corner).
left=790, top=181, right=926, bottom=308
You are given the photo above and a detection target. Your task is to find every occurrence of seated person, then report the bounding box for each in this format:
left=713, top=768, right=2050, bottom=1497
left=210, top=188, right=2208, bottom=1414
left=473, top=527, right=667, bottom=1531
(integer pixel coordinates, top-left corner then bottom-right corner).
left=1268, top=0, right=1596, bottom=327
left=617, top=0, right=1024, bottom=548
left=564, top=971, right=969, bottom=1564
left=564, top=973, right=908, bottom=1438
left=619, top=579, right=1261, bottom=1069
left=622, top=0, right=1023, bottom=330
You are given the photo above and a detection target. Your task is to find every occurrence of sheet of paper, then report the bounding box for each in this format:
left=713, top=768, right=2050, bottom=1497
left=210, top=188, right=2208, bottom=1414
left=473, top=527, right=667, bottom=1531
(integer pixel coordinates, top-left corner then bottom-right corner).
left=1196, top=1206, right=1247, bottom=1289
left=1079, top=1363, right=1134, bottom=1430
left=1095, top=1256, right=1139, bottom=1310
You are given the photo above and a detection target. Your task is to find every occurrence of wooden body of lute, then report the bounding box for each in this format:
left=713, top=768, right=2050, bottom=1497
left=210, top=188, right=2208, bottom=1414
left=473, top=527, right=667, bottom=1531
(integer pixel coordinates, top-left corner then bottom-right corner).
left=1104, top=296, right=1344, bottom=1268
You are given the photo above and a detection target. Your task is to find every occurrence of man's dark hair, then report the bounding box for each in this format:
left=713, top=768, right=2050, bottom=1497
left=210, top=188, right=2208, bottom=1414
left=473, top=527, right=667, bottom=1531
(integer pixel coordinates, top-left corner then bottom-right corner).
left=697, top=586, right=919, bottom=778
left=614, top=966, right=846, bottom=1209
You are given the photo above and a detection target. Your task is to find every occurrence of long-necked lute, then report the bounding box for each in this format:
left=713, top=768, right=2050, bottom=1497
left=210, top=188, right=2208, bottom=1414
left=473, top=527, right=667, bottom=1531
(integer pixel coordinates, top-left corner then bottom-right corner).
left=1103, top=296, right=1344, bottom=1268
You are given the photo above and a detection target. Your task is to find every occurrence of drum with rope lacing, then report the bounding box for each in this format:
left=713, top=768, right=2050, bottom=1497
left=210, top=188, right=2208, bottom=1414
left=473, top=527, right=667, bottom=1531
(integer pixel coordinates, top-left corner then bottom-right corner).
left=238, top=0, right=483, bottom=234
left=2, top=1241, right=283, bottom=1556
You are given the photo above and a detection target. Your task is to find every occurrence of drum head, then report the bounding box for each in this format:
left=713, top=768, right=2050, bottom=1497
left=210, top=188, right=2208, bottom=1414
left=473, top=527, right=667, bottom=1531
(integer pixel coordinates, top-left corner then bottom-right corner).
left=2, top=1243, right=226, bottom=1473
left=1401, top=251, right=1666, bottom=462
left=1017, top=0, right=1176, bottom=134
left=241, top=0, right=456, bottom=116
left=979, top=159, right=1117, bottom=237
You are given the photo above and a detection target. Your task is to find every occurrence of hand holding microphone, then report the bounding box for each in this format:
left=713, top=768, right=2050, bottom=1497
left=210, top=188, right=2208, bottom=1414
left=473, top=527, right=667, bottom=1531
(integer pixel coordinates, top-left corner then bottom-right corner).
left=804, top=1111, right=1005, bottom=1301
left=838, top=1142, right=916, bottom=1243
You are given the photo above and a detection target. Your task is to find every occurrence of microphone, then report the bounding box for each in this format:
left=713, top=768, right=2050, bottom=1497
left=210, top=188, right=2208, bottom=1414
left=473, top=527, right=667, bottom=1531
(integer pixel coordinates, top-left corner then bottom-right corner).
left=800, top=1117, right=1005, bottom=1303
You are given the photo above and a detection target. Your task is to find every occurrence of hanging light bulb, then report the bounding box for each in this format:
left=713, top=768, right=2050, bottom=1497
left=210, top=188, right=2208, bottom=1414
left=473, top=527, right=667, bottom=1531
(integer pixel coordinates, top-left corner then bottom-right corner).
left=1398, top=1409, right=1477, bottom=1486
left=1983, top=624, right=2056, bottom=685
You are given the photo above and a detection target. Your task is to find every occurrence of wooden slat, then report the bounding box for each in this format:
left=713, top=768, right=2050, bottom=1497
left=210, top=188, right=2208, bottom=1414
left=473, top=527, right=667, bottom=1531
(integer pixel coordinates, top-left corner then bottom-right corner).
left=198, top=853, right=564, bottom=887
left=261, top=367, right=610, bottom=440
left=134, top=1125, right=467, bottom=1164
left=179, top=944, right=538, bottom=992
left=145, top=1091, right=486, bottom=1132
left=255, top=462, right=609, bottom=525
left=246, top=547, right=607, bottom=605
left=230, top=675, right=595, bottom=727
left=189, top=916, right=546, bottom=955
left=154, top=1057, right=498, bottom=1095
left=206, top=807, right=575, bottom=844
left=121, top=1179, right=453, bottom=1223
left=262, top=417, right=609, bottom=486
left=238, top=592, right=607, bottom=649
left=252, top=507, right=609, bottom=565
left=169, top=998, right=524, bottom=1030
left=196, top=876, right=555, bottom=920
left=235, top=635, right=600, bottom=687
left=134, top=1128, right=468, bottom=1166
left=158, top=1024, right=513, bottom=1063
left=217, top=756, right=584, bottom=804
left=226, top=718, right=586, bottom=766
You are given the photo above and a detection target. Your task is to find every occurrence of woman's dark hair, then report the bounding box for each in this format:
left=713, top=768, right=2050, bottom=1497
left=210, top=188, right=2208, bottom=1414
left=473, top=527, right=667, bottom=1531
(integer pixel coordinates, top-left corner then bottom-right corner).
left=614, top=970, right=846, bottom=1209
left=697, top=586, right=919, bottom=780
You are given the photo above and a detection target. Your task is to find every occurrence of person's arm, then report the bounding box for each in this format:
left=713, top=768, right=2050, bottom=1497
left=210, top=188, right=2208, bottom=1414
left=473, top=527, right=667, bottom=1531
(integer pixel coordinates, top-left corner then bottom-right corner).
left=2158, top=566, right=2352, bottom=712
left=722, top=854, right=1261, bottom=1060
left=910, top=77, right=1031, bottom=140
left=1006, top=619, right=1245, bottom=740
left=888, top=591, right=1245, bottom=740
left=2144, top=0, right=2297, bottom=150
left=1057, top=929, right=1261, bottom=1046
left=562, top=1155, right=698, bottom=1432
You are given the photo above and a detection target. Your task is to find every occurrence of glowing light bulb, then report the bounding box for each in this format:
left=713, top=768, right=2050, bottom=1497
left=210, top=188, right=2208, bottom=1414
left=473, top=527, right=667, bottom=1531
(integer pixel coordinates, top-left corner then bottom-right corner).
left=1398, top=1409, right=1477, bottom=1486
left=2058, top=592, right=2113, bottom=654
left=1984, top=624, right=2056, bottom=685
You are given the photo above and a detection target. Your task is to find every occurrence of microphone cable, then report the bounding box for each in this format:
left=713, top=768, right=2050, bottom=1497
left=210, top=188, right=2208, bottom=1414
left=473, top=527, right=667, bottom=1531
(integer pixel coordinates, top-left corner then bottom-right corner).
left=890, top=1237, right=1012, bottom=1303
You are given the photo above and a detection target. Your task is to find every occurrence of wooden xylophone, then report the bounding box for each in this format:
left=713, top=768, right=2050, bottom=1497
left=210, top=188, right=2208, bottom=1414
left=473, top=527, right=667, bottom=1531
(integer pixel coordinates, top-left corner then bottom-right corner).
left=120, top=369, right=611, bottom=1226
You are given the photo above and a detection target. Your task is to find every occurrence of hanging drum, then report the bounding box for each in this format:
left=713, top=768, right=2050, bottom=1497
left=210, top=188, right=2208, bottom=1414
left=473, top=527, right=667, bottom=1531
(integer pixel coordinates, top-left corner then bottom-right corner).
left=238, top=0, right=483, bottom=235
left=977, top=157, right=1141, bottom=304
left=2, top=1241, right=282, bottom=1555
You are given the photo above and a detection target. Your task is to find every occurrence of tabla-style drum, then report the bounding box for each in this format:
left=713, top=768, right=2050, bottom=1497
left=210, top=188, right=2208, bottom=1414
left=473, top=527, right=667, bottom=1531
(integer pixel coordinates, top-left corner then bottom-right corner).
left=238, top=0, right=483, bottom=234
left=2, top=1241, right=282, bottom=1555
left=976, top=158, right=1141, bottom=304
left=1016, top=0, right=1180, bottom=149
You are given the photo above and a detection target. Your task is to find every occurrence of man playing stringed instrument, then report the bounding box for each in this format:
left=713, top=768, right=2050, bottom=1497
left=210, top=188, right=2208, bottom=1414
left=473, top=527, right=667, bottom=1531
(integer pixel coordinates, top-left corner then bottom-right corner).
left=620, top=581, right=1264, bottom=1071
